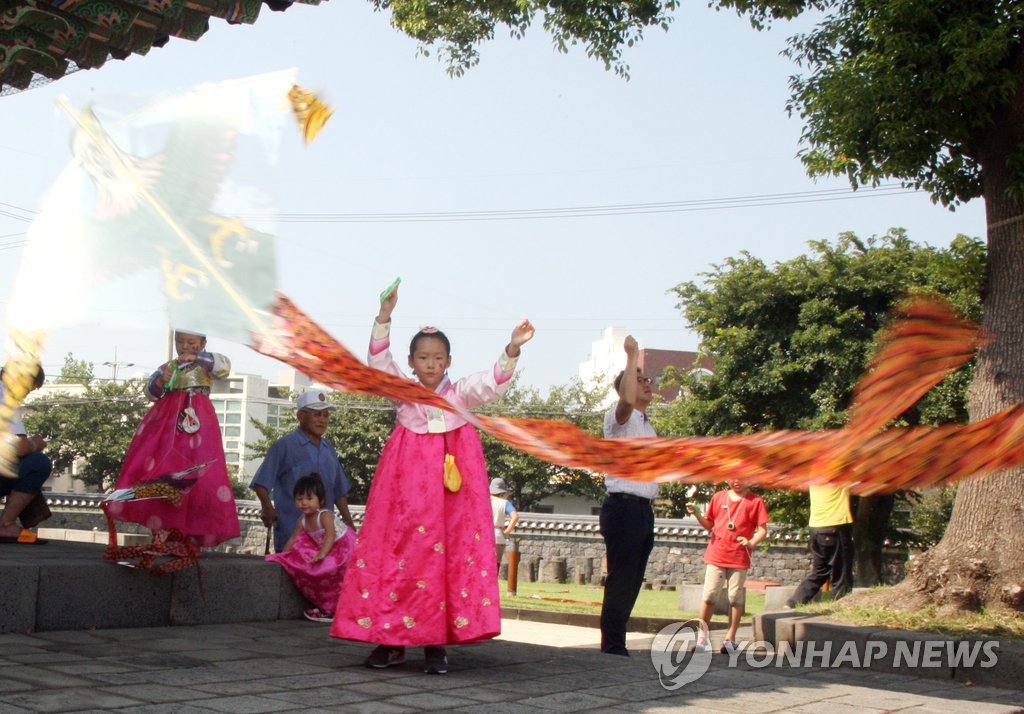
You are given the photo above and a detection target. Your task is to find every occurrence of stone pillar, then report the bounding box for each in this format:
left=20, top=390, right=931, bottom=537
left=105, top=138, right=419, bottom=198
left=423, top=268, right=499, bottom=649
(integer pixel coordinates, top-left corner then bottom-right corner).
left=573, top=557, right=593, bottom=585
left=521, top=556, right=540, bottom=583
left=540, top=556, right=567, bottom=584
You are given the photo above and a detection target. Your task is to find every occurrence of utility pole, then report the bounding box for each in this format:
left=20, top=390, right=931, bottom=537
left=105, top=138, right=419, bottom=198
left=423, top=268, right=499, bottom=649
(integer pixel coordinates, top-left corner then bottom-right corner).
left=103, top=347, right=136, bottom=382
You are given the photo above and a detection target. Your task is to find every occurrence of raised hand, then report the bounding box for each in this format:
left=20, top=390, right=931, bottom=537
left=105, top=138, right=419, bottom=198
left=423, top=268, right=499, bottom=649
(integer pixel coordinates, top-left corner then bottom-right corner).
left=511, top=319, right=535, bottom=348
left=378, top=285, right=398, bottom=323
left=623, top=335, right=639, bottom=358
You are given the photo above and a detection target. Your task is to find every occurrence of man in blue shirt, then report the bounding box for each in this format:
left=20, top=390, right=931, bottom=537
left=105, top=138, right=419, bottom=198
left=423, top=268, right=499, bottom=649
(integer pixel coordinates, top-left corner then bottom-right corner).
left=251, top=390, right=355, bottom=552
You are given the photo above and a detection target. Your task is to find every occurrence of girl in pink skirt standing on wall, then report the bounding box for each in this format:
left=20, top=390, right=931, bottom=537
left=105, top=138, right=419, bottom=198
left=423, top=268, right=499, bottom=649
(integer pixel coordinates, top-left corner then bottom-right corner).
left=330, top=286, right=534, bottom=675
left=108, top=330, right=239, bottom=547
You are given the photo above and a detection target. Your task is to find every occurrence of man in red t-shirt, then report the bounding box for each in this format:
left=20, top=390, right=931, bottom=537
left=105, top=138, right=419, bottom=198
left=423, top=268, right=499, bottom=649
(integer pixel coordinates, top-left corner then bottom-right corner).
left=687, top=480, right=769, bottom=653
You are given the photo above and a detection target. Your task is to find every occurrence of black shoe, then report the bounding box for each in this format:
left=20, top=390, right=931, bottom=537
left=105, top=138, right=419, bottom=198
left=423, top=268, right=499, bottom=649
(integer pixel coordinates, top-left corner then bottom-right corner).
left=424, top=645, right=448, bottom=674
left=365, top=645, right=405, bottom=669
left=602, top=646, right=630, bottom=657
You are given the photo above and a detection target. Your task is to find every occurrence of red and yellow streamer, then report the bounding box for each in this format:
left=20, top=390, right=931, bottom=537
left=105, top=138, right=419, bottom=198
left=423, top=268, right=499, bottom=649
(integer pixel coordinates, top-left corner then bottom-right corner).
left=252, top=294, right=1019, bottom=495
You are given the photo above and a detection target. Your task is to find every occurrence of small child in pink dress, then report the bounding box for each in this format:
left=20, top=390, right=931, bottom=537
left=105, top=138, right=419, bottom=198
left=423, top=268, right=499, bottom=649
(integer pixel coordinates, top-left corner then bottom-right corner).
left=330, top=285, right=534, bottom=675
left=266, top=473, right=357, bottom=622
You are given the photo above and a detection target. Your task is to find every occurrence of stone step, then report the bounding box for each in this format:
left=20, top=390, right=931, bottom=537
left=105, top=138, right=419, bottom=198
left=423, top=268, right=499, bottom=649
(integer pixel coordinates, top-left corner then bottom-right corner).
left=0, top=540, right=307, bottom=634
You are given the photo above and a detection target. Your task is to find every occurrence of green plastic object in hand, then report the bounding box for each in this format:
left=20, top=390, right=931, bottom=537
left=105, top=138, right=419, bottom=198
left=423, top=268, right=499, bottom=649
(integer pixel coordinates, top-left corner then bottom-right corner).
left=379, top=277, right=401, bottom=303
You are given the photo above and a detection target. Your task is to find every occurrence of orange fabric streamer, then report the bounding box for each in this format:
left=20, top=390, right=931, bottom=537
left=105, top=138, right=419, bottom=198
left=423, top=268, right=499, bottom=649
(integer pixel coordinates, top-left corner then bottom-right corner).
left=251, top=293, right=1020, bottom=495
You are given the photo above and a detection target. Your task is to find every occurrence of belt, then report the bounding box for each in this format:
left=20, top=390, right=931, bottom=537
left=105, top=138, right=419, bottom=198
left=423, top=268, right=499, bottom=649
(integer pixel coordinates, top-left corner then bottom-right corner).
left=608, top=492, right=652, bottom=505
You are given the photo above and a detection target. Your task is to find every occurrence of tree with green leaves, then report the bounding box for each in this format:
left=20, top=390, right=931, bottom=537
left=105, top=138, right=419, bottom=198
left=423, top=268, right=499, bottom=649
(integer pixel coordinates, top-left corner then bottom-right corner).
left=715, top=0, right=1024, bottom=613
left=660, top=231, right=985, bottom=585
left=477, top=375, right=608, bottom=511
left=56, top=353, right=94, bottom=385
left=377, top=0, right=679, bottom=77
left=23, top=379, right=150, bottom=489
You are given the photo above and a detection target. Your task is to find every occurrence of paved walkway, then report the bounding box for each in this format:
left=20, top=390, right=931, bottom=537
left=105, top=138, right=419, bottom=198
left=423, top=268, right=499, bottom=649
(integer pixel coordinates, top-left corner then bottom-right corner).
left=0, top=619, right=1020, bottom=712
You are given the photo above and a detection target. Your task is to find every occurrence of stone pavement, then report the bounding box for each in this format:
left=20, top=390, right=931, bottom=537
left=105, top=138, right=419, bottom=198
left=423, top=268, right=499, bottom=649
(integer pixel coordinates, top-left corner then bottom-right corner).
left=0, top=619, right=1020, bottom=713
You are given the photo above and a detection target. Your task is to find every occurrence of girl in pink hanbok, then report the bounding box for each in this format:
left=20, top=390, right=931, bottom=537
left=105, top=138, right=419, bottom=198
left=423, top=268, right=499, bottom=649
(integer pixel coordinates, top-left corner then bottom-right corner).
left=330, top=286, right=534, bottom=675
left=108, top=330, right=239, bottom=547
left=266, top=473, right=357, bottom=622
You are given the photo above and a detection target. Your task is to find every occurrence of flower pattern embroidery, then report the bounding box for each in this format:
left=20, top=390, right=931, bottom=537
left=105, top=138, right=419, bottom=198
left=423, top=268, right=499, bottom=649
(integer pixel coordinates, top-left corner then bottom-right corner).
left=460, top=588, right=468, bottom=598
left=474, top=532, right=480, bottom=540
left=389, top=592, right=398, bottom=601
left=433, top=543, right=444, bottom=553
left=361, top=589, right=369, bottom=599
left=417, top=525, right=426, bottom=534
left=357, top=617, right=372, bottom=628
left=356, top=559, right=365, bottom=568
left=403, top=616, right=416, bottom=628
left=454, top=616, right=469, bottom=629
left=416, top=580, right=426, bottom=589
left=398, top=559, right=406, bottom=570
left=466, top=556, right=474, bottom=566
left=482, top=598, right=492, bottom=606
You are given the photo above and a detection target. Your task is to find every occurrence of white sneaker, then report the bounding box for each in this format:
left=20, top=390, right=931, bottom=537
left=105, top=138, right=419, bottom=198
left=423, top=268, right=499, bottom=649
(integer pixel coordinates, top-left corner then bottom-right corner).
left=693, top=641, right=711, bottom=654
left=721, top=640, right=737, bottom=654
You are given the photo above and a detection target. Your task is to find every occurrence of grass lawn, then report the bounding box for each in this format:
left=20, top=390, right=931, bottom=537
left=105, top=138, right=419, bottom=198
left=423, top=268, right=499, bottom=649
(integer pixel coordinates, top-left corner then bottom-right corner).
left=797, top=592, right=1024, bottom=640
left=498, top=579, right=766, bottom=620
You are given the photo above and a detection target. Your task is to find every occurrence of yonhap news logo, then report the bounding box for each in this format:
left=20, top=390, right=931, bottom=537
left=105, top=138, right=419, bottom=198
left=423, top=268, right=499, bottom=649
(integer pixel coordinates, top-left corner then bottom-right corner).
left=650, top=621, right=999, bottom=689
left=649, top=619, right=713, bottom=689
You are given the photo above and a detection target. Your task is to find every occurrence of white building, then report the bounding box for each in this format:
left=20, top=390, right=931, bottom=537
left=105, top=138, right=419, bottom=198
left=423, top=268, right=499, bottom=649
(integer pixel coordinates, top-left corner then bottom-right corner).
left=210, top=369, right=314, bottom=479
left=27, top=382, right=92, bottom=493
left=578, top=326, right=631, bottom=409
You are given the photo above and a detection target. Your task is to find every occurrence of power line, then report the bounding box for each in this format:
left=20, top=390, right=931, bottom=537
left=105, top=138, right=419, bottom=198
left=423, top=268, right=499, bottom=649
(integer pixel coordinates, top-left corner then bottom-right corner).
left=0, top=183, right=915, bottom=235
left=244, top=184, right=914, bottom=224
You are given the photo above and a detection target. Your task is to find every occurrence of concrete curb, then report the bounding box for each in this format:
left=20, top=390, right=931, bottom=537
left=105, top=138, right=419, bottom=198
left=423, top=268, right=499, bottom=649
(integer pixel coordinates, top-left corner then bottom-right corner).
left=502, top=607, right=729, bottom=633
left=754, top=611, right=1023, bottom=690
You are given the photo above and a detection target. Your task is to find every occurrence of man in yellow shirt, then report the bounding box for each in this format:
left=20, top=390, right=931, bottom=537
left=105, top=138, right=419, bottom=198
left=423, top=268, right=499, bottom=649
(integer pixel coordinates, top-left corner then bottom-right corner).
left=786, top=485, right=854, bottom=608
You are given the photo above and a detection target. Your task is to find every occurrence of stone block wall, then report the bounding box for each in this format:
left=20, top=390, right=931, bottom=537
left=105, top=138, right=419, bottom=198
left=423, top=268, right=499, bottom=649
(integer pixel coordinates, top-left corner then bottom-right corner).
left=501, top=513, right=909, bottom=588
left=40, top=495, right=908, bottom=586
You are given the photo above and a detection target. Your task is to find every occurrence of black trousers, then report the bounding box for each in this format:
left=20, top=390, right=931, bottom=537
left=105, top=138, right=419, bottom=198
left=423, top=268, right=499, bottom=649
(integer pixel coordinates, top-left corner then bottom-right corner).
left=0, top=452, right=52, bottom=497
left=790, top=523, right=854, bottom=605
left=599, top=496, right=654, bottom=653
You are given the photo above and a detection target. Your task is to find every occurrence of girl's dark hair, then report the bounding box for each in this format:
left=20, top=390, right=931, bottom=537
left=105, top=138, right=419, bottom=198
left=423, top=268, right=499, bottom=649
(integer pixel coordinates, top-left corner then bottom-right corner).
left=293, top=473, right=326, bottom=504
left=409, top=329, right=451, bottom=357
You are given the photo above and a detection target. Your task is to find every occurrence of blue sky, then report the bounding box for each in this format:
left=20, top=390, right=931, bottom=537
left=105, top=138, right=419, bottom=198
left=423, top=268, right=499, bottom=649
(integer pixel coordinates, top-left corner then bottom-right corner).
left=0, top=2, right=985, bottom=391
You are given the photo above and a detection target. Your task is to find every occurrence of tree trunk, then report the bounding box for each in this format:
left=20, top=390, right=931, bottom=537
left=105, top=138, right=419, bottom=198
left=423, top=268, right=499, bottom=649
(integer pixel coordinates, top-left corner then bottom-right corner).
left=895, top=83, right=1024, bottom=612
left=853, top=494, right=894, bottom=586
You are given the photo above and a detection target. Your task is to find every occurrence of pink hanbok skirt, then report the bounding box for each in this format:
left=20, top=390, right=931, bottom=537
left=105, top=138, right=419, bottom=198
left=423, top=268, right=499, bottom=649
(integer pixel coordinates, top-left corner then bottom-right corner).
left=266, top=527, right=357, bottom=612
left=330, top=423, right=501, bottom=646
left=107, top=389, right=240, bottom=547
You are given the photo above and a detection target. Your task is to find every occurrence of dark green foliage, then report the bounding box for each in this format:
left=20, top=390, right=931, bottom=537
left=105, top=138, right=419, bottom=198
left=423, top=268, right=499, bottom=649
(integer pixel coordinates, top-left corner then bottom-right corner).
left=374, top=0, right=680, bottom=77
left=23, top=379, right=150, bottom=489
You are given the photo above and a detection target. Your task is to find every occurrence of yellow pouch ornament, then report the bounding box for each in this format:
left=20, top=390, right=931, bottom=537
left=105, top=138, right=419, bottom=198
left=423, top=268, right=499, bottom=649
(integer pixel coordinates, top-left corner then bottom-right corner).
left=443, top=453, right=462, bottom=492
